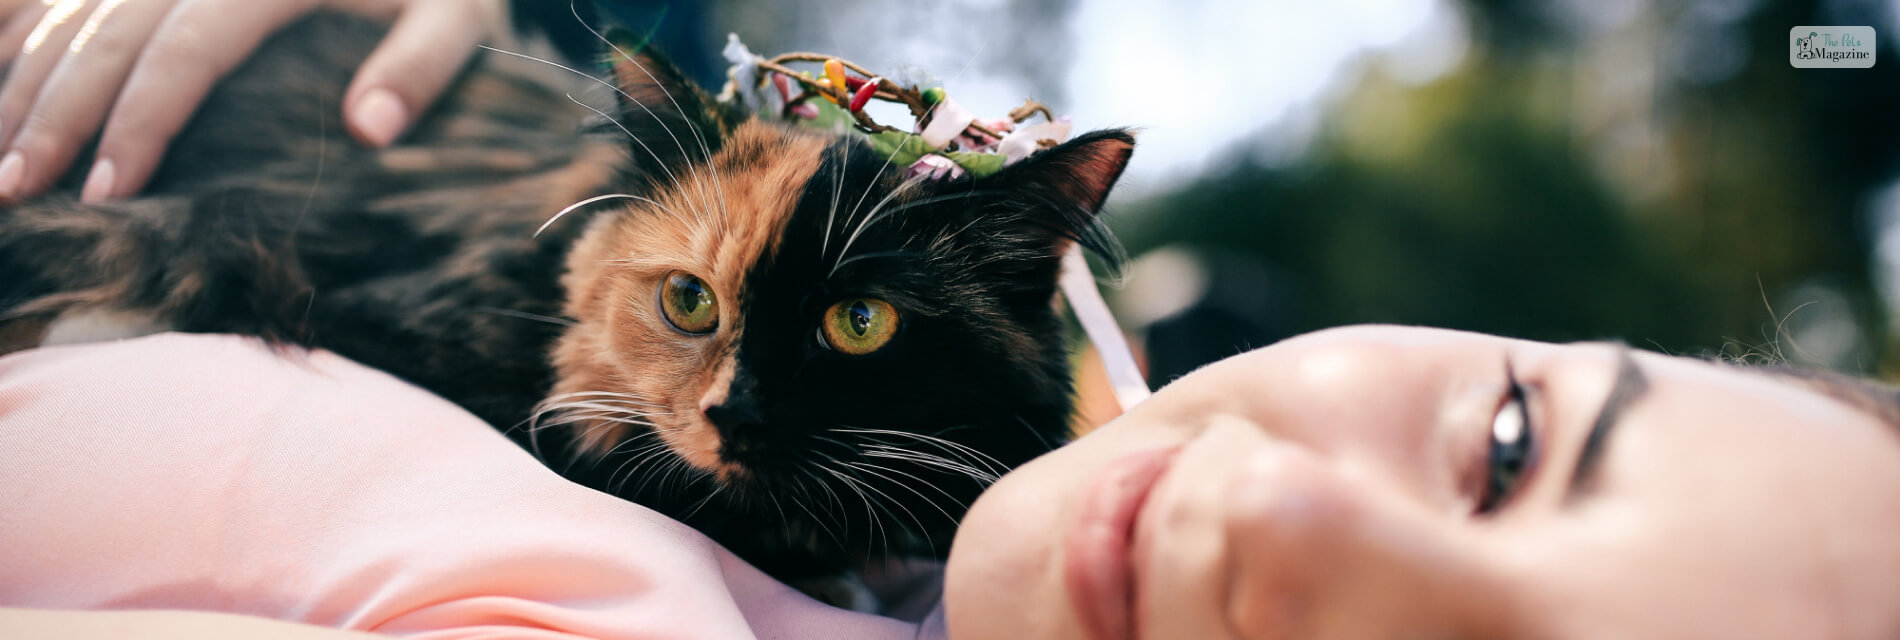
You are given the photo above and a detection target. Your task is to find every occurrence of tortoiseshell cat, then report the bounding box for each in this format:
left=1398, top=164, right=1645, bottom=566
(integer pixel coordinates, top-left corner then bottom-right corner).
left=0, top=15, right=1133, bottom=580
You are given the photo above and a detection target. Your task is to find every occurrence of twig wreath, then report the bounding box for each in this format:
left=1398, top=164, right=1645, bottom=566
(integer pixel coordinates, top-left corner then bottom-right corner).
left=718, top=35, right=1076, bottom=181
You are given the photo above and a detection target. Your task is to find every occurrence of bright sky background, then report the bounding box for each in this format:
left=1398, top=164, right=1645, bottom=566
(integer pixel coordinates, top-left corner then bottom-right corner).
left=796, top=0, right=1468, bottom=197
left=1059, top=0, right=1466, bottom=195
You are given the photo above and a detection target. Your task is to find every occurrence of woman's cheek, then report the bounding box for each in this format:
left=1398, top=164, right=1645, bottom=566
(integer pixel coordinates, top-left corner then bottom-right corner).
left=1215, top=441, right=1346, bottom=638
left=1130, top=416, right=1264, bottom=640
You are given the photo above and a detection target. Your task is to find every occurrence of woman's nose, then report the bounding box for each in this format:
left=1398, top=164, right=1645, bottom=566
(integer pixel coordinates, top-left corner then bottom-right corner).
left=1250, top=334, right=1460, bottom=458
left=1219, top=440, right=1510, bottom=638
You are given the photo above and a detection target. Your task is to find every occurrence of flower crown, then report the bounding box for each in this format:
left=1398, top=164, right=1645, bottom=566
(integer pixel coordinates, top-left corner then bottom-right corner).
left=717, top=35, right=1073, bottom=181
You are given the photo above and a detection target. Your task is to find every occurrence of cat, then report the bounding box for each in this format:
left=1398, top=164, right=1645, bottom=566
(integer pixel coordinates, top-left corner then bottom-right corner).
left=0, top=14, right=1134, bottom=580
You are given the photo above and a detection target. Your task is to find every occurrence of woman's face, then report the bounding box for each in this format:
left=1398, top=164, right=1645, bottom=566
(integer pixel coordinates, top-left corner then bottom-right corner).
left=945, top=326, right=1900, bottom=639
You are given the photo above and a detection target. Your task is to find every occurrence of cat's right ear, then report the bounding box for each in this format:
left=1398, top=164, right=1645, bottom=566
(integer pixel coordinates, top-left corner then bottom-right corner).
left=601, top=38, right=739, bottom=172
left=978, top=128, right=1136, bottom=259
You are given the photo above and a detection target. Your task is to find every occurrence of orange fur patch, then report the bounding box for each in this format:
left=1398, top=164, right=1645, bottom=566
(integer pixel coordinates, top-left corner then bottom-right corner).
left=551, top=121, right=829, bottom=478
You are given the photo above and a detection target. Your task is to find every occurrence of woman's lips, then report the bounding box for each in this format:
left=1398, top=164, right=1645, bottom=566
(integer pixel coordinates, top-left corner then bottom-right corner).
left=1064, top=447, right=1180, bottom=640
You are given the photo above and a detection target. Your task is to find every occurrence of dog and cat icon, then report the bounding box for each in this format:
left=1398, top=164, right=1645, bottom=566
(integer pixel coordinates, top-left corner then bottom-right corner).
left=1795, top=31, right=1820, bottom=60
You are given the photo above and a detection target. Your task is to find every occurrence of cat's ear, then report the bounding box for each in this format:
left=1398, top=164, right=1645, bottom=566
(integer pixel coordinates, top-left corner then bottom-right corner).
left=603, top=39, right=739, bottom=171
left=982, top=128, right=1136, bottom=255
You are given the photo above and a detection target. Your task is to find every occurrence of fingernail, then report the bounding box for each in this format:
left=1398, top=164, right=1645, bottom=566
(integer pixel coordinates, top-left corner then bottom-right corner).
left=0, top=150, right=25, bottom=199
left=80, top=157, right=114, bottom=204
left=351, top=88, right=408, bottom=148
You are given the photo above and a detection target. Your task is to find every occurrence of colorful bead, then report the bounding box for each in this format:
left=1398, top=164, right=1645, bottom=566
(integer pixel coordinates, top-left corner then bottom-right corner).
left=824, top=59, right=848, bottom=99
left=849, top=77, right=882, bottom=112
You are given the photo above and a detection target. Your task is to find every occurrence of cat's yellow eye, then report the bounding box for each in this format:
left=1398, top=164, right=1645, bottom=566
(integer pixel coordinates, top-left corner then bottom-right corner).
left=820, top=298, right=900, bottom=355
left=659, top=271, right=718, bottom=334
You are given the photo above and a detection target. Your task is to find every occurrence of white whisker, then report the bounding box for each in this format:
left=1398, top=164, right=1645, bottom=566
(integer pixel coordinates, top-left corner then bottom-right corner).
left=560, top=93, right=706, bottom=224
left=820, top=462, right=892, bottom=561
left=476, top=43, right=711, bottom=222
left=539, top=390, right=670, bottom=406
left=535, top=398, right=667, bottom=414
left=569, top=7, right=730, bottom=226
left=1016, top=415, right=1060, bottom=450
left=822, top=143, right=848, bottom=259
left=619, top=450, right=672, bottom=495
left=680, top=482, right=727, bottom=521
left=836, top=464, right=928, bottom=553
left=801, top=464, right=850, bottom=533
left=470, top=306, right=576, bottom=327
left=845, top=460, right=966, bottom=520
left=612, top=440, right=677, bottom=487
left=536, top=193, right=675, bottom=237
left=787, top=474, right=846, bottom=549
left=833, top=426, right=1010, bottom=478
left=831, top=175, right=926, bottom=275
left=864, top=447, right=999, bottom=485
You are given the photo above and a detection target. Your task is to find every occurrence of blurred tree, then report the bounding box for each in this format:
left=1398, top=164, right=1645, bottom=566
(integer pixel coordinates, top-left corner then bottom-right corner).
left=1113, top=0, right=1900, bottom=377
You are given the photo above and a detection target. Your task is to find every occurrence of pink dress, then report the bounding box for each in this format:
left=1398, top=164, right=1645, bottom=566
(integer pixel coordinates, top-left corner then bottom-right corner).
left=0, top=333, right=945, bottom=639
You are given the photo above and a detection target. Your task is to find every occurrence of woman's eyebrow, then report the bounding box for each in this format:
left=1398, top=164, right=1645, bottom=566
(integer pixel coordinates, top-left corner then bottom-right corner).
left=1566, top=346, right=1651, bottom=499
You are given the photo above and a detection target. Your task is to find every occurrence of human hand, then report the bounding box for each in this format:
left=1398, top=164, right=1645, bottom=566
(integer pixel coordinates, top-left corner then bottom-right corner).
left=0, top=0, right=507, bottom=203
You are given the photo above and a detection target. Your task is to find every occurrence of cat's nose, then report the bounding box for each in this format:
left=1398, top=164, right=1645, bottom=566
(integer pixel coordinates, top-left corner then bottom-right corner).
left=703, top=398, right=766, bottom=433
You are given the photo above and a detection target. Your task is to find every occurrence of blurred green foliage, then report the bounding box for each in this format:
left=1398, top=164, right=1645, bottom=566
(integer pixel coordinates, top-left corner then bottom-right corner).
left=1113, top=0, right=1900, bottom=376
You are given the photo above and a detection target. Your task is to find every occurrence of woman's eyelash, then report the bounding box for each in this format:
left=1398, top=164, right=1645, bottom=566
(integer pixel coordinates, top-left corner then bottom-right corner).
left=1476, top=369, right=1538, bottom=515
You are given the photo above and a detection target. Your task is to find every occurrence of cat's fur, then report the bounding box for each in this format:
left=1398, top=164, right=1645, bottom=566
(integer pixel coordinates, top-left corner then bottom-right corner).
left=0, top=15, right=1133, bottom=579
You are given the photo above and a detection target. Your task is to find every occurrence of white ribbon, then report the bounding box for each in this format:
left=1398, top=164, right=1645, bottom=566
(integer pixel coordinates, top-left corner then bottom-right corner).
left=1060, top=245, right=1150, bottom=412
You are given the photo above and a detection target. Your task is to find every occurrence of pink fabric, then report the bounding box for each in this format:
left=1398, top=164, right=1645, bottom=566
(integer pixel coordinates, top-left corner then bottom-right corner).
left=0, top=333, right=942, bottom=639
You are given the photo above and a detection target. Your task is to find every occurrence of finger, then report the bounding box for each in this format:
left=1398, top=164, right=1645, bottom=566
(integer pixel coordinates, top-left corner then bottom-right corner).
left=0, top=0, right=96, bottom=197
left=340, top=0, right=493, bottom=148
left=6, top=0, right=177, bottom=202
left=89, top=0, right=315, bottom=201
left=0, top=0, right=51, bottom=70
left=0, top=0, right=94, bottom=147
left=0, top=0, right=44, bottom=19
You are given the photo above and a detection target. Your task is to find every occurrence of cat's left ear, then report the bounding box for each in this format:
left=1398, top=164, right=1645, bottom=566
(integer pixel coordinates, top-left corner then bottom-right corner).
left=981, top=128, right=1136, bottom=254
left=603, top=41, right=740, bottom=171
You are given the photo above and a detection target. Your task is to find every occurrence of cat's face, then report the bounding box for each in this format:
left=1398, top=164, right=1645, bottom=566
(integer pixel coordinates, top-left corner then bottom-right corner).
left=547, top=50, right=1132, bottom=569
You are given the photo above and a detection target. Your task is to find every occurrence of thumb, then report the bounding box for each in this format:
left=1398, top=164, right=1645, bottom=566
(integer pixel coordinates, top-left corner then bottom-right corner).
left=343, top=0, right=495, bottom=148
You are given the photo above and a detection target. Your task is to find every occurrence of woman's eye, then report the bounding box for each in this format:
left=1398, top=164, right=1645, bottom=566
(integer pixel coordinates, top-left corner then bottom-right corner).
left=1477, top=381, right=1537, bottom=515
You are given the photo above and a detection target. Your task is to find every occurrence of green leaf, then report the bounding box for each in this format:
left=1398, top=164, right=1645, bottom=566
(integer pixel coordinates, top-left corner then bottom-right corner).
left=803, top=98, right=858, bottom=133
left=867, top=131, right=933, bottom=166
left=944, top=151, right=1007, bottom=178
